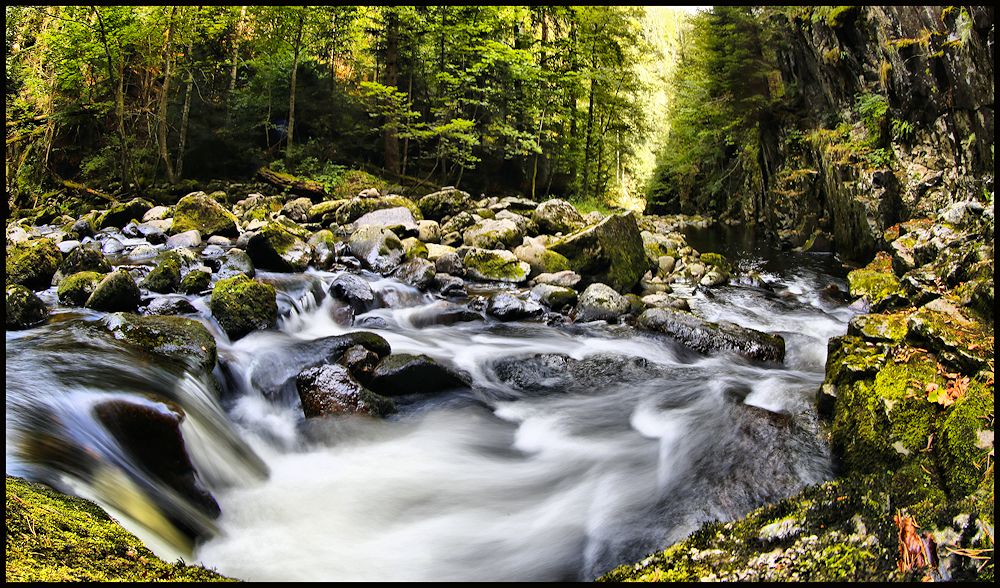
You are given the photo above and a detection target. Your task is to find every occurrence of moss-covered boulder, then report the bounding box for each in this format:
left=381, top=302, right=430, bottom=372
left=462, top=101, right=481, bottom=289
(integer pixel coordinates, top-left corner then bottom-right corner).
left=394, top=257, right=436, bottom=289
left=462, top=218, right=523, bottom=249
left=353, top=206, right=419, bottom=235
left=7, top=238, right=63, bottom=290
left=462, top=248, right=530, bottom=283
left=513, top=240, right=570, bottom=278
left=335, top=196, right=422, bottom=225
left=180, top=270, right=211, bottom=294
left=246, top=221, right=312, bottom=272
left=57, top=271, right=105, bottom=306
left=529, top=283, right=578, bottom=310
left=85, top=271, right=141, bottom=313
left=6, top=284, right=48, bottom=329
left=141, top=252, right=183, bottom=294
left=5, top=477, right=234, bottom=582
left=216, top=248, right=255, bottom=281
left=104, top=313, right=217, bottom=372
left=549, top=212, right=649, bottom=293
left=306, top=199, right=347, bottom=223
left=418, top=188, right=474, bottom=221
left=440, top=211, right=477, bottom=236
left=58, top=246, right=111, bottom=277
left=209, top=274, right=277, bottom=340
left=170, top=192, right=240, bottom=238
left=847, top=252, right=904, bottom=308
left=906, top=297, right=993, bottom=373
left=97, top=198, right=154, bottom=230
left=347, top=226, right=404, bottom=274
left=532, top=198, right=585, bottom=235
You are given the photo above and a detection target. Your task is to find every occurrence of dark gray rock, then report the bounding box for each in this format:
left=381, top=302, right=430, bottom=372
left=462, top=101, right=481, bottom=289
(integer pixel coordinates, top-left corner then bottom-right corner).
left=486, top=292, right=544, bottom=321
left=368, top=354, right=470, bottom=396
left=638, top=307, right=786, bottom=363
left=394, top=257, right=436, bottom=289
left=296, top=363, right=394, bottom=418
left=329, top=273, right=377, bottom=314
left=6, top=284, right=48, bottom=329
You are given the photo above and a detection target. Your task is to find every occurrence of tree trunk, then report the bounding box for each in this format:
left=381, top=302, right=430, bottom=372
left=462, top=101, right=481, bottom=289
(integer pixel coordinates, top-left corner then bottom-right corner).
left=382, top=9, right=401, bottom=176
left=176, top=34, right=194, bottom=179
left=401, top=72, right=413, bottom=177
left=582, top=72, right=596, bottom=196
left=157, top=7, right=178, bottom=184
left=93, top=6, right=131, bottom=184
left=227, top=5, right=246, bottom=124
left=287, top=8, right=305, bottom=151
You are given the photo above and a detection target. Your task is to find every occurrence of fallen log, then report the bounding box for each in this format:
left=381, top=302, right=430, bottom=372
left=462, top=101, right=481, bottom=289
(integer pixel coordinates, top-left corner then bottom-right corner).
left=257, top=166, right=328, bottom=200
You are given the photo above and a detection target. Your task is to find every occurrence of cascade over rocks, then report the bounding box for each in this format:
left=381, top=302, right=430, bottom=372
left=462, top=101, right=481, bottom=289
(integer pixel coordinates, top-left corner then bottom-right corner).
left=638, top=307, right=786, bottom=363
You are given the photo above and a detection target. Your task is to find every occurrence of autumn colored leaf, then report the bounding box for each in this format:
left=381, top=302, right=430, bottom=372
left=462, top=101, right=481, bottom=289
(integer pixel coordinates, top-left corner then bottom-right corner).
left=895, top=513, right=931, bottom=572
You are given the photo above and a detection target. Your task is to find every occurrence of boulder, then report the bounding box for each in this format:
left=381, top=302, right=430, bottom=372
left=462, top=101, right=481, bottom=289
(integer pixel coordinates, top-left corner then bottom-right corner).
left=494, top=210, right=535, bottom=236
left=308, top=230, right=338, bottom=270
left=329, top=273, right=377, bottom=315
left=141, top=252, right=183, bottom=294
left=306, top=199, right=347, bottom=223
left=348, top=226, right=404, bottom=274
left=245, top=222, right=312, bottom=272
left=418, top=188, right=474, bottom=221
left=401, top=237, right=428, bottom=260
left=85, top=270, right=141, bottom=312
left=575, top=283, right=630, bottom=322
left=170, top=192, right=239, bottom=237
left=217, top=248, right=255, bottom=280
left=281, top=197, right=314, bottom=224
left=164, top=230, right=202, bottom=250
left=7, top=238, right=62, bottom=290
left=638, top=307, right=786, bottom=362
left=6, top=284, right=48, bottom=329
left=143, top=296, right=198, bottom=316
left=180, top=270, right=211, bottom=294
left=434, top=251, right=464, bottom=276
left=394, top=257, right=437, bottom=289
left=296, top=363, right=394, bottom=418
left=407, top=300, right=481, bottom=328
left=367, top=354, right=470, bottom=396
left=57, top=271, right=104, bottom=306
left=513, top=239, right=570, bottom=277
left=532, top=199, right=585, bottom=235
left=549, top=212, right=649, bottom=292
left=432, top=273, right=467, bottom=297
left=462, top=218, right=523, bottom=249
left=530, top=270, right=582, bottom=288
left=462, top=248, right=530, bottom=283
left=59, top=245, right=111, bottom=277
left=486, top=292, right=544, bottom=321
left=529, top=284, right=578, bottom=310
left=440, top=211, right=477, bottom=236
left=335, top=196, right=422, bottom=225
left=353, top=206, right=418, bottom=236
left=142, top=205, right=171, bottom=222
left=97, top=198, right=154, bottom=230
left=209, top=275, right=277, bottom=340
left=137, top=219, right=171, bottom=244
left=338, top=344, right=381, bottom=382
left=104, top=312, right=217, bottom=372
left=417, top=220, right=442, bottom=243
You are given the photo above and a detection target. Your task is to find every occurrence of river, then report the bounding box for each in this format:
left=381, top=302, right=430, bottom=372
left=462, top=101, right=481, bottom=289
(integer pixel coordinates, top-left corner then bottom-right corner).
left=5, top=226, right=855, bottom=581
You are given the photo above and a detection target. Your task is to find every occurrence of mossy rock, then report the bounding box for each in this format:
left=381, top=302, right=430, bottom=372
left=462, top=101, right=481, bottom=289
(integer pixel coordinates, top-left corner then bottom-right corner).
left=180, top=270, right=211, bottom=294
left=462, top=248, right=530, bottom=283
left=699, top=252, right=732, bottom=273
left=246, top=222, right=312, bottom=272
left=347, top=226, right=404, bottom=274
left=334, top=196, right=422, bottom=225
left=57, top=271, right=105, bottom=307
left=531, top=199, right=585, bottom=235
left=209, top=275, right=277, bottom=340
left=906, top=298, right=993, bottom=373
left=59, top=246, right=111, bottom=276
left=846, top=310, right=911, bottom=343
left=105, top=313, right=217, bottom=372
left=85, top=270, right=140, bottom=313
left=462, top=218, right=523, bottom=249
left=938, top=375, right=994, bottom=498
left=307, top=199, right=348, bottom=223
left=549, top=212, right=649, bottom=293
left=97, top=198, right=154, bottom=230
left=6, top=284, right=48, bottom=329
left=401, top=237, right=429, bottom=261
left=6, top=238, right=63, bottom=290
left=5, top=476, right=234, bottom=582
left=171, top=192, right=240, bottom=238
left=330, top=170, right=386, bottom=201
left=141, top=252, right=183, bottom=294
left=847, top=252, right=903, bottom=306
left=418, top=188, right=473, bottom=221
left=513, top=241, right=570, bottom=278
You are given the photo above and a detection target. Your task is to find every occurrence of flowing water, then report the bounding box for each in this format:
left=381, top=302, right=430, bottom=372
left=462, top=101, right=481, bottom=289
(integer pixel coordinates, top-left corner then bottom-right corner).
left=5, top=227, right=855, bottom=581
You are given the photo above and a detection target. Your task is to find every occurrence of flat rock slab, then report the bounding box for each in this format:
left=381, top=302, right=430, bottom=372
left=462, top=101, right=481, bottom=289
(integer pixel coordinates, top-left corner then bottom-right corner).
left=638, top=307, right=785, bottom=363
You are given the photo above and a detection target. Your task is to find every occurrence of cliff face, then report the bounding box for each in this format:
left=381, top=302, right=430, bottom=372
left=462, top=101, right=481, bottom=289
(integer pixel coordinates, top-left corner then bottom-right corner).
left=681, top=6, right=994, bottom=262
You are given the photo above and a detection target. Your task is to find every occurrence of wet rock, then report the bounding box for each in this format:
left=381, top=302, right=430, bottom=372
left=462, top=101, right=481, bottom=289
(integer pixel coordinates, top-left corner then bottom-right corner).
left=128, top=244, right=159, bottom=261
left=86, top=270, right=141, bottom=313
left=426, top=242, right=457, bottom=261
left=700, top=270, right=728, bottom=288
left=6, top=284, right=48, bottom=329
left=100, top=237, right=125, bottom=255
left=486, top=292, right=544, bottom=321
left=418, top=187, right=474, bottom=221
left=549, top=212, right=649, bottom=292
left=329, top=273, right=376, bottom=314
left=462, top=248, right=530, bottom=283
left=144, top=296, right=198, bottom=316
left=462, top=218, right=523, bottom=249
left=354, top=206, right=419, bottom=236
left=394, top=257, right=436, bottom=289
left=164, top=230, right=202, bottom=250
left=104, top=312, right=217, bottom=372
left=401, top=237, right=428, bottom=261
left=217, top=248, right=255, bottom=280
left=638, top=307, right=786, bottom=363
left=335, top=196, right=422, bottom=225
left=513, top=239, right=571, bottom=278
left=137, top=219, right=171, bottom=244
left=308, top=230, right=338, bottom=270
left=71, top=217, right=96, bottom=239
left=97, top=198, right=154, bottom=230
left=847, top=252, right=904, bottom=309
left=142, top=205, right=171, bottom=222
left=433, top=251, right=464, bottom=275
left=529, top=283, right=578, bottom=310
left=180, top=270, right=211, bottom=294
left=7, top=238, right=62, bottom=290
left=209, top=274, right=277, bottom=340
left=492, top=353, right=658, bottom=395
left=170, top=192, right=239, bottom=237
left=657, top=255, right=676, bottom=275
left=575, top=283, right=630, bottom=322
left=296, top=363, right=394, bottom=418
left=281, top=197, right=314, bottom=224
left=368, top=354, right=470, bottom=396
left=532, top=198, right=585, bottom=235
left=59, top=245, right=111, bottom=277
left=57, top=271, right=104, bottom=306
left=141, top=252, right=183, bottom=294
left=530, top=270, right=582, bottom=288
left=93, top=399, right=220, bottom=518
left=347, top=226, right=404, bottom=274
left=246, top=222, right=312, bottom=272
left=407, top=300, right=481, bottom=328
left=432, top=273, right=467, bottom=297
left=417, top=220, right=442, bottom=243
left=338, top=345, right=381, bottom=382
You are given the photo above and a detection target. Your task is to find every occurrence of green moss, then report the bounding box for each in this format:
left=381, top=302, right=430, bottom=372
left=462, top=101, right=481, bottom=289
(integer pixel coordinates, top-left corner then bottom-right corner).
left=180, top=270, right=211, bottom=295
left=699, top=252, right=731, bottom=273
left=171, top=194, right=239, bottom=237
left=5, top=476, right=233, bottom=582
left=6, top=238, right=63, bottom=290
left=402, top=237, right=428, bottom=260
left=939, top=375, right=994, bottom=498
left=60, top=246, right=111, bottom=276
left=57, top=271, right=105, bottom=306
left=847, top=310, right=911, bottom=342
left=307, top=199, right=347, bottom=223
left=848, top=252, right=902, bottom=304
left=463, top=249, right=529, bottom=283
left=141, top=252, right=183, bottom=294
left=85, top=271, right=141, bottom=313
left=825, top=5, right=861, bottom=28
left=6, top=283, right=48, bottom=329
left=97, top=198, right=154, bottom=230
left=209, top=275, right=277, bottom=340
left=106, top=313, right=217, bottom=373
left=330, top=170, right=386, bottom=201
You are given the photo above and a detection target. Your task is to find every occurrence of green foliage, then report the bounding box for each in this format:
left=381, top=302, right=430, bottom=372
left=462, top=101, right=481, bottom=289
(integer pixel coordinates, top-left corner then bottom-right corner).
left=890, top=118, right=914, bottom=142
left=854, top=93, right=889, bottom=141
